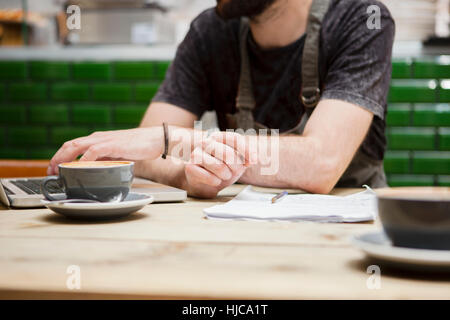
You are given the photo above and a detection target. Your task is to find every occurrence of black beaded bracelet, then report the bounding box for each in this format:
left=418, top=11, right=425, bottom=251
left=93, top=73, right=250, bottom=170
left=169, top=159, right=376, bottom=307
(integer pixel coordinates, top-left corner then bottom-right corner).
left=162, top=122, right=168, bottom=159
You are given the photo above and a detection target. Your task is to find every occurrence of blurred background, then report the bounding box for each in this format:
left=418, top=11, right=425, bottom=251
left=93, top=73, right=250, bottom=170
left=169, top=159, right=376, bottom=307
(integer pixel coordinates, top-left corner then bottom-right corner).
left=0, top=0, right=449, bottom=187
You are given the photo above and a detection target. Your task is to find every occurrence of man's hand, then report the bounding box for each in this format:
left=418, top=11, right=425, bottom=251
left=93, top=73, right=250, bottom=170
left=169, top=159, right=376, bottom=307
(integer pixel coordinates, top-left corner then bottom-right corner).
left=48, top=127, right=164, bottom=175
left=183, top=132, right=258, bottom=198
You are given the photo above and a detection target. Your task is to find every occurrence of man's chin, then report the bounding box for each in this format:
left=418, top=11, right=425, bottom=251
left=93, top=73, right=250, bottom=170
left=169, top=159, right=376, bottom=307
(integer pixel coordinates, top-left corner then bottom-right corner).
left=215, top=0, right=276, bottom=21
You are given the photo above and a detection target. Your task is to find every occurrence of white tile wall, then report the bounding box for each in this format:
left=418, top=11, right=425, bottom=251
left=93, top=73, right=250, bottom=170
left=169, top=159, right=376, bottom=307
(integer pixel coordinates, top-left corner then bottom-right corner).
left=380, top=0, right=446, bottom=40
left=1, top=0, right=446, bottom=42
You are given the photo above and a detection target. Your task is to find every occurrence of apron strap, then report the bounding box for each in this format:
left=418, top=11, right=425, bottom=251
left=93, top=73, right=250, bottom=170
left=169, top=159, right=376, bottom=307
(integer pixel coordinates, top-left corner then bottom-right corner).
left=231, top=0, right=332, bottom=131
left=234, top=17, right=256, bottom=130
left=300, top=0, right=332, bottom=108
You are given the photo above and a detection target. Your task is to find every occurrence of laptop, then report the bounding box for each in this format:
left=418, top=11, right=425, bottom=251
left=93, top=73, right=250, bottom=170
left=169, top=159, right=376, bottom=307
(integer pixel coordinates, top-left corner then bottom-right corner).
left=0, top=176, right=187, bottom=208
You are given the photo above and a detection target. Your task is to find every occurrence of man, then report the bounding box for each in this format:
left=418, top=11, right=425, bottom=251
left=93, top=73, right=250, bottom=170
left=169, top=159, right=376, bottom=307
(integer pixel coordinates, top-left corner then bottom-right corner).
left=48, top=0, right=395, bottom=198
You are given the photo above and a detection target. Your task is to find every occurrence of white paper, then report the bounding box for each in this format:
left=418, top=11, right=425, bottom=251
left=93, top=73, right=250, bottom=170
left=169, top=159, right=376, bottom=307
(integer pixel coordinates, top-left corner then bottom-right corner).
left=204, top=186, right=377, bottom=223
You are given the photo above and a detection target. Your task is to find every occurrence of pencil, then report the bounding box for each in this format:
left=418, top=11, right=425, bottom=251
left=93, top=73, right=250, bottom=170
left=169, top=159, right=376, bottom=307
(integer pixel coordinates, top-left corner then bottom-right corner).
left=271, top=191, right=288, bottom=203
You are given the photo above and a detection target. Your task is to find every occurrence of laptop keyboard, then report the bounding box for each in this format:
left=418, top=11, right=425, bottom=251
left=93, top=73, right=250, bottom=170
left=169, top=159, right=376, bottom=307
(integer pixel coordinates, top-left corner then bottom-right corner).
left=10, top=179, right=63, bottom=195
left=2, top=185, right=13, bottom=195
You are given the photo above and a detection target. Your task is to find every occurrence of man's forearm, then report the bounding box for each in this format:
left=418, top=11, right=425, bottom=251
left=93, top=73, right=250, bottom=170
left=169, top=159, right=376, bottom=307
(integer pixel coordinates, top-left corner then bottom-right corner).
left=239, top=135, right=345, bottom=194
left=135, top=102, right=206, bottom=190
left=135, top=157, right=187, bottom=190
left=134, top=125, right=207, bottom=189
left=239, top=99, right=374, bottom=194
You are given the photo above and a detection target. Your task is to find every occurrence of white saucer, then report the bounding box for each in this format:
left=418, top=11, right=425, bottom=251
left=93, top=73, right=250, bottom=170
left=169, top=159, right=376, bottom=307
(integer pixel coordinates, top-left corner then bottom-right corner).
left=41, top=192, right=153, bottom=220
left=351, top=231, right=450, bottom=271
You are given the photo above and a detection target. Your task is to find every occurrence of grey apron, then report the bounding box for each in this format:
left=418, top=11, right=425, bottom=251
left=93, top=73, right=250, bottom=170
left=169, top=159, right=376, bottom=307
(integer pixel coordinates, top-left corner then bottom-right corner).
left=225, top=0, right=388, bottom=188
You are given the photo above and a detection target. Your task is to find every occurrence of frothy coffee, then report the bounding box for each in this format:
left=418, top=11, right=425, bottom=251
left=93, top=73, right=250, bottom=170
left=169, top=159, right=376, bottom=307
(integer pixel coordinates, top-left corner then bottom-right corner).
left=60, top=161, right=132, bottom=168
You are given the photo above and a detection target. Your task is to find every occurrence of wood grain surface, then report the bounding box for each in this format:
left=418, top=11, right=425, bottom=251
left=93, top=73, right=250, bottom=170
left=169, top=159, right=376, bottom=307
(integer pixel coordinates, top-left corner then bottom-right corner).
left=0, top=184, right=449, bottom=299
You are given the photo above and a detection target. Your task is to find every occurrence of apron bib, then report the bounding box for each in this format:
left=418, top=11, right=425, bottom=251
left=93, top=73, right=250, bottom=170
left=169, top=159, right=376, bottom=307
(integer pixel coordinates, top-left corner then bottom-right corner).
left=225, top=0, right=387, bottom=188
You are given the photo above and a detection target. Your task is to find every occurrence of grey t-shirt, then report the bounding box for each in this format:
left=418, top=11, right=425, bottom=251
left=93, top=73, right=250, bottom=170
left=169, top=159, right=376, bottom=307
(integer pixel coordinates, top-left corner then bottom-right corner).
left=154, top=0, right=395, bottom=162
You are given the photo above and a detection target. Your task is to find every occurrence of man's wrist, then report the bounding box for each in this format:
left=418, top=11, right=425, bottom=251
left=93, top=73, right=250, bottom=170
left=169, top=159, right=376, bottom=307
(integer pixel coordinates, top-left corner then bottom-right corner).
left=146, top=126, right=166, bottom=160
left=134, top=160, right=145, bottom=177
left=177, top=164, right=190, bottom=192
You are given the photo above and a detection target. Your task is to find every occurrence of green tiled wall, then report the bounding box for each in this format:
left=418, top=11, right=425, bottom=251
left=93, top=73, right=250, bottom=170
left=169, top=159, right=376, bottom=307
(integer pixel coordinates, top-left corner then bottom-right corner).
left=0, top=57, right=449, bottom=187
left=386, top=57, right=450, bottom=186
left=0, top=60, right=168, bottom=161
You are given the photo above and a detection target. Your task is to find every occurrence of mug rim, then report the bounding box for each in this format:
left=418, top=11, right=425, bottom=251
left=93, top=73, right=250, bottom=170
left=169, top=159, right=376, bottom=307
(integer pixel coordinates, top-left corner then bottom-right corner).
left=375, top=187, right=450, bottom=202
left=59, top=161, right=134, bottom=169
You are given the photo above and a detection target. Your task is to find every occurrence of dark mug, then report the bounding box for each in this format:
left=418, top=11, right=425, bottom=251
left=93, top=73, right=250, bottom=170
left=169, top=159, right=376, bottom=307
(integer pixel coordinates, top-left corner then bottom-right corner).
left=41, top=161, right=134, bottom=202
left=376, top=187, right=450, bottom=250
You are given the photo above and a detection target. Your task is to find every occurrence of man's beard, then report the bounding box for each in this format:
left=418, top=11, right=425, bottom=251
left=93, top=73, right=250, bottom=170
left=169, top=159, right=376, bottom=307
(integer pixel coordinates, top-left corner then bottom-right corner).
left=216, top=0, right=277, bottom=20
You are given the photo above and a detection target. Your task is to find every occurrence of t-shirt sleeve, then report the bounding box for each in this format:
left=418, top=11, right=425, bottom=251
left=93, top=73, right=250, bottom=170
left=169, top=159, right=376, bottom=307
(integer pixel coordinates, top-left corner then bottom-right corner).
left=320, top=1, right=395, bottom=120
left=152, top=19, right=211, bottom=118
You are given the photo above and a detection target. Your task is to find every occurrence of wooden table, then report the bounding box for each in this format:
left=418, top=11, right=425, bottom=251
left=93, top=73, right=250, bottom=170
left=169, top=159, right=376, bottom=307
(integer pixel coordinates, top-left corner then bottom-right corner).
left=0, top=184, right=449, bottom=300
